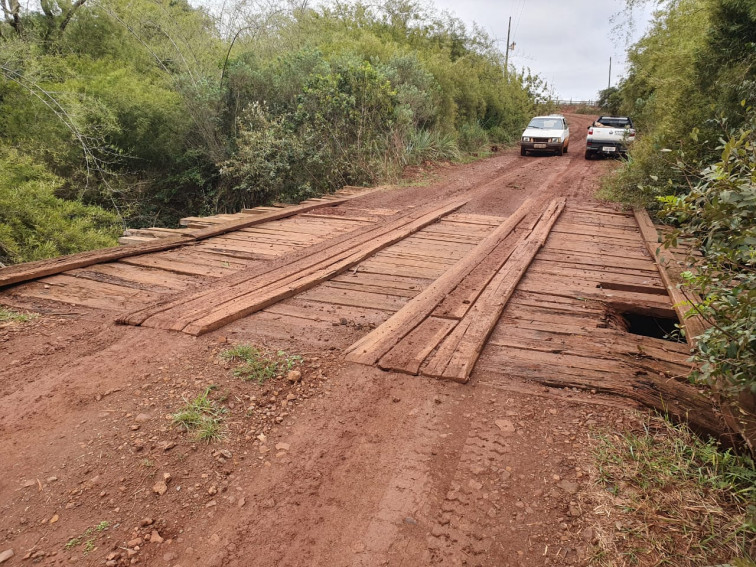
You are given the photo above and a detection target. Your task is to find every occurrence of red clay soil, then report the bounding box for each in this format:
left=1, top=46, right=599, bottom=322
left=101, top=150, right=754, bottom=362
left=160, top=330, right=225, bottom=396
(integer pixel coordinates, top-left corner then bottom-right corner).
left=1, top=113, right=648, bottom=566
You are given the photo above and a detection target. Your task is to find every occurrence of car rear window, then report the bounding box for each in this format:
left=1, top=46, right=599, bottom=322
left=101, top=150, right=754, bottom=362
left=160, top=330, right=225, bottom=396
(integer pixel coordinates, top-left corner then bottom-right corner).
left=596, top=117, right=631, bottom=128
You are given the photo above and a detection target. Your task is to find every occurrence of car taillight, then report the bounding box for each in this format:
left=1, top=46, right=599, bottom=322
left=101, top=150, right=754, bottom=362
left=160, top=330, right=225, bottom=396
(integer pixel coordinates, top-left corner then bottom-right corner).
left=588, top=128, right=593, bottom=135
left=629, top=129, right=636, bottom=136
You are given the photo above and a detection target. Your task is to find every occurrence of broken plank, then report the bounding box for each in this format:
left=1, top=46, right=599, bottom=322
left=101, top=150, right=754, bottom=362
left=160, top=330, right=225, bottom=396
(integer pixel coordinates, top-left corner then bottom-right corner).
left=71, top=262, right=202, bottom=291
left=378, top=317, right=457, bottom=375
left=120, top=255, right=236, bottom=278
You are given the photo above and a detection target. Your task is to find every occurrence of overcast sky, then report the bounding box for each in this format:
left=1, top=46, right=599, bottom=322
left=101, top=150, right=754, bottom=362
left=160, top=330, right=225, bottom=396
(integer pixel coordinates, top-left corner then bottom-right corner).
left=429, top=0, right=657, bottom=101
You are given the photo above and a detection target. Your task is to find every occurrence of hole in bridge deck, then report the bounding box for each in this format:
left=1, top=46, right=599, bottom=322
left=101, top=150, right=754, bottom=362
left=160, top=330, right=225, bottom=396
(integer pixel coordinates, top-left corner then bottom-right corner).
left=622, top=312, right=685, bottom=343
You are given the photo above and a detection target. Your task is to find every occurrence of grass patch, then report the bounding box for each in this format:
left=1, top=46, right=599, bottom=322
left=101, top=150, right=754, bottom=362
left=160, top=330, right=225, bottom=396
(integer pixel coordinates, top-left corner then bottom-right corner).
left=589, top=415, right=756, bottom=566
left=172, top=386, right=227, bottom=443
left=0, top=306, right=36, bottom=323
left=220, top=344, right=302, bottom=384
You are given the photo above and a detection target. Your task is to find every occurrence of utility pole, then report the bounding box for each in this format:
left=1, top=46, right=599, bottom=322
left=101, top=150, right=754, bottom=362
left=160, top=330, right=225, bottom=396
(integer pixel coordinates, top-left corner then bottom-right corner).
left=608, top=56, right=612, bottom=89
left=504, top=16, right=512, bottom=80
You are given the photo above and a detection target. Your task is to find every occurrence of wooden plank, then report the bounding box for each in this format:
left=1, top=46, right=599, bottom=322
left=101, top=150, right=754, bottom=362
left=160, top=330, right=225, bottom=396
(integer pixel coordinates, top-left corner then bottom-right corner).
left=296, top=286, right=409, bottom=312
left=120, top=255, right=236, bottom=278
left=409, top=233, right=484, bottom=245
left=552, top=222, right=639, bottom=238
left=331, top=272, right=431, bottom=291
left=378, top=317, right=457, bottom=375
left=518, top=276, right=676, bottom=317
left=487, top=324, right=692, bottom=364
left=322, top=280, right=421, bottom=299
left=70, top=262, right=202, bottom=291
left=536, top=249, right=656, bottom=272
left=369, top=252, right=456, bottom=270
left=502, top=303, right=606, bottom=327
left=190, top=245, right=274, bottom=261
left=422, top=199, right=566, bottom=381
left=527, top=263, right=664, bottom=291
left=355, top=261, right=445, bottom=280
left=344, top=197, right=539, bottom=366
left=187, top=196, right=369, bottom=240
left=549, top=230, right=651, bottom=249
left=264, top=300, right=391, bottom=325
left=529, top=258, right=659, bottom=280
left=165, top=249, right=255, bottom=269
left=544, top=235, right=651, bottom=260
left=0, top=236, right=192, bottom=288
left=211, top=231, right=316, bottom=245
left=298, top=213, right=372, bottom=223
left=68, top=268, right=179, bottom=293
left=566, top=206, right=630, bottom=216
left=443, top=213, right=507, bottom=226
left=431, top=230, right=523, bottom=319
left=10, top=274, right=161, bottom=310
left=633, top=209, right=709, bottom=346
left=510, top=290, right=606, bottom=316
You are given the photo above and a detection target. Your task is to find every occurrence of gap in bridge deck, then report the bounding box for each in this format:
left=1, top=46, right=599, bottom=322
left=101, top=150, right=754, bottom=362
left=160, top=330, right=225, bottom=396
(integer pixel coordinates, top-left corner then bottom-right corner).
left=621, top=312, right=685, bottom=343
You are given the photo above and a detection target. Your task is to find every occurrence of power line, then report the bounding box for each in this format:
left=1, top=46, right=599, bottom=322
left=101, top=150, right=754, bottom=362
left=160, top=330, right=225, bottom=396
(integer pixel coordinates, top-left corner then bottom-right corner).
left=512, top=0, right=525, bottom=43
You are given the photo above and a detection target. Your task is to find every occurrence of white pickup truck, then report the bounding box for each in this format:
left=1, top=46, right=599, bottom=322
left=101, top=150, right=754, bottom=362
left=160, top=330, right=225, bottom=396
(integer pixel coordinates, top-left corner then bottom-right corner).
left=584, top=116, right=635, bottom=159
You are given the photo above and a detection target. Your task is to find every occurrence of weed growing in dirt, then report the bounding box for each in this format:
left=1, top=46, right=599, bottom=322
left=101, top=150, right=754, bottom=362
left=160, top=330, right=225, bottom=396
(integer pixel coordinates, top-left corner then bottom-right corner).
left=0, top=307, right=36, bottom=323
left=63, top=521, right=110, bottom=554
left=172, top=386, right=227, bottom=442
left=220, top=344, right=302, bottom=384
left=589, top=415, right=756, bottom=566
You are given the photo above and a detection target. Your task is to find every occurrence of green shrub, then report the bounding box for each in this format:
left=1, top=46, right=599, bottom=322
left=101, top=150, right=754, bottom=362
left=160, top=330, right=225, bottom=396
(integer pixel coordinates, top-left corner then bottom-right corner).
left=659, top=115, right=756, bottom=397
left=457, top=121, right=489, bottom=153
left=0, top=149, right=121, bottom=265
left=403, top=129, right=460, bottom=165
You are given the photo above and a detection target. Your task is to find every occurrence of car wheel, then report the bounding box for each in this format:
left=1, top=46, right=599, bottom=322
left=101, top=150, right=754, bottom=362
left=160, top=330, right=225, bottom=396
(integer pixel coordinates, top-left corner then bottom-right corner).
left=564, top=142, right=569, bottom=154
left=584, top=150, right=593, bottom=160
left=555, top=146, right=563, bottom=156
left=520, top=147, right=527, bottom=156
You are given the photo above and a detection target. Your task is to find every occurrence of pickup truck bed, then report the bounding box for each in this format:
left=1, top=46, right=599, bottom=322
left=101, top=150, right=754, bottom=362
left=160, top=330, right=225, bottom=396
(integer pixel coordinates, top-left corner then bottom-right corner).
left=585, top=116, right=635, bottom=159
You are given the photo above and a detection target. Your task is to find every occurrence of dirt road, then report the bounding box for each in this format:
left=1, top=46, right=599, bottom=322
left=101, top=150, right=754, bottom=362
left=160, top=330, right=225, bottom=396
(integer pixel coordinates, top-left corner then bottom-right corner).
left=0, top=113, right=669, bottom=566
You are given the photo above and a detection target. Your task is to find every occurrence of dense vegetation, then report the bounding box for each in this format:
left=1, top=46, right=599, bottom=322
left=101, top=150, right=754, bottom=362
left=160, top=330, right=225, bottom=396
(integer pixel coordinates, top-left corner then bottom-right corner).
left=604, top=0, right=755, bottom=446
left=0, top=0, right=550, bottom=265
